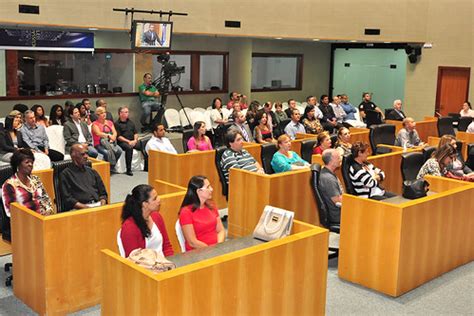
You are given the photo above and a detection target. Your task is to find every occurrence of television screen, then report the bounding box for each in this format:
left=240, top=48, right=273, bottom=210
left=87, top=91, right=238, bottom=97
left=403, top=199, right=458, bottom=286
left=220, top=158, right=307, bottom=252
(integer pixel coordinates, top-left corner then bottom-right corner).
left=132, top=20, right=172, bottom=50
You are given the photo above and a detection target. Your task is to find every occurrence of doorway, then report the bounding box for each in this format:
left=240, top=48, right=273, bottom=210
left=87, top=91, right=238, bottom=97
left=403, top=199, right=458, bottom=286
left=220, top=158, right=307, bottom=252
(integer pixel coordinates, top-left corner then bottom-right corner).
left=435, top=66, right=470, bottom=116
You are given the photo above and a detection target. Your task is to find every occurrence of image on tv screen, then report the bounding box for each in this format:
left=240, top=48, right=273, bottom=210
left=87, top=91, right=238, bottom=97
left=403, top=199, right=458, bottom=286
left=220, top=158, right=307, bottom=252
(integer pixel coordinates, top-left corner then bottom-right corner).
left=132, top=21, right=172, bottom=49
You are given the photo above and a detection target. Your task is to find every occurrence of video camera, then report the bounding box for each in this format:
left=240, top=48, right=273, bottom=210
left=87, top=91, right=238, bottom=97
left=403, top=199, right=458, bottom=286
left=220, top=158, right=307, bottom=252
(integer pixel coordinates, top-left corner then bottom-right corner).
left=156, top=54, right=185, bottom=77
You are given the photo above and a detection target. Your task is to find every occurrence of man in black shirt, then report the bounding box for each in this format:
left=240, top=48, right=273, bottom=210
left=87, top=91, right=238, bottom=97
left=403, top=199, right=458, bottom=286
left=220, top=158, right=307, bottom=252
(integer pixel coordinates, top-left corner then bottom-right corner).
left=114, top=106, right=139, bottom=176
left=59, top=144, right=108, bottom=211
left=358, top=92, right=385, bottom=121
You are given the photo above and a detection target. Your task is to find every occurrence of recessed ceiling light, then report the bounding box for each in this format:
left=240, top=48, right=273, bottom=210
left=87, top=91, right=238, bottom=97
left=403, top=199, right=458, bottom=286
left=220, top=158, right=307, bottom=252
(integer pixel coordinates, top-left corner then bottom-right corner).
left=275, top=37, right=283, bottom=40
left=384, top=41, right=392, bottom=44
left=350, top=40, right=357, bottom=43
left=312, top=39, right=320, bottom=41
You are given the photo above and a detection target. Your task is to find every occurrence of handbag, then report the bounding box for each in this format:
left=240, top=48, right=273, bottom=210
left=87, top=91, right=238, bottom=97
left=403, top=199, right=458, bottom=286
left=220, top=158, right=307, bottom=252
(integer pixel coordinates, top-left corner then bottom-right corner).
left=253, top=205, right=294, bottom=242
left=127, top=248, right=176, bottom=273
left=402, top=179, right=430, bottom=199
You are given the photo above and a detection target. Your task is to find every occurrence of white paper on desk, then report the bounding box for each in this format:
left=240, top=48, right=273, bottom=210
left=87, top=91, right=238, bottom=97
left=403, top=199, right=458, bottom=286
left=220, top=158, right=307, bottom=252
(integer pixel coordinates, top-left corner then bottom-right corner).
left=86, top=202, right=101, bottom=208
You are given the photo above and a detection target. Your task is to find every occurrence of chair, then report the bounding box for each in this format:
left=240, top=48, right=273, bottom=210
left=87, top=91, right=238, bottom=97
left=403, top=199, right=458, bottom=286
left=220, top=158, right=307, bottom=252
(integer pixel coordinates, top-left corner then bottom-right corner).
left=466, top=144, right=474, bottom=171
left=193, top=107, right=206, bottom=113
left=117, top=229, right=126, bottom=257
left=330, top=134, right=338, bottom=148
left=458, top=117, right=473, bottom=132
left=138, top=135, right=152, bottom=171
left=422, top=146, right=436, bottom=162
left=310, top=164, right=339, bottom=259
left=365, top=110, right=383, bottom=127
left=276, top=118, right=291, bottom=137
left=401, top=152, right=425, bottom=181
left=45, top=125, right=69, bottom=158
left=0, top=165, right=14, bottom=286
left=164, top=108, right=183, bottom=133
left=189, top=111, right=206, bottom=126
left=215, top=146, right=229, bottom=199
left=369, top=124, right=396, bottom=155
left=179, top=108, right=194, bottom=128
left=260, top=143, right=278, bottom=174
left=341, top=154, right=356, bottom=195
left=448, top=113, right=461, bottom=127
left=437, top=117, right=455, bottom=136
left=175, top=220, right=186, bottom=253
left=182, top=129, right=194, bottom=152
left=300, top=139, right=317, bottom=163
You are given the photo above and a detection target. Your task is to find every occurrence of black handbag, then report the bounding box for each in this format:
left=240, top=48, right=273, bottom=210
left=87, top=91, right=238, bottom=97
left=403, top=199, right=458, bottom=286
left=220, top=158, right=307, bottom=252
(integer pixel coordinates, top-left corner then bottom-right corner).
left=402, top=179, right=429, bottom=199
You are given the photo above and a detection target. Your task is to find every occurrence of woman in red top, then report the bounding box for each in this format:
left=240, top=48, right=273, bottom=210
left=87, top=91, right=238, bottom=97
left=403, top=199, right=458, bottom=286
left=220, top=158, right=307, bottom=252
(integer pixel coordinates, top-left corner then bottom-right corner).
left=120, top=184, right=174, bottom=257
left=179, top=176, right=225, bottom=251
left=313, top=131, right=332, bottom=155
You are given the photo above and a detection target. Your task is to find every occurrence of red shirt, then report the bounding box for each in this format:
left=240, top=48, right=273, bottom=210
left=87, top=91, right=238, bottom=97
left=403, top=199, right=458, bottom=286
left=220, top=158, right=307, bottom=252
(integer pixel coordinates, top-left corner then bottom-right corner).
left=226, top=100, right=248, bottom=110
left=179, top=204, right=219, bottom=251
left=121, top=211, right=174, bottom=257
left=313, top=146, right=324, bottom=155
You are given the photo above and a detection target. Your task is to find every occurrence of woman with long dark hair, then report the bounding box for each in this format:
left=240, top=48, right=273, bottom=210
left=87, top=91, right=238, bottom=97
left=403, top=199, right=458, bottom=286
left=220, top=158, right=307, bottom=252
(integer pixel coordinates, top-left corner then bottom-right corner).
left=0, top=112, right=27, bottom=162
left=179, top=176, right=225, bottom=251
left=49, top=104, right=66, bottom=125
left=120, top=184, right=174, bottom=258
left=187, top=121, right=213, bottom=152
left=31, top=104, right=49, bottom=127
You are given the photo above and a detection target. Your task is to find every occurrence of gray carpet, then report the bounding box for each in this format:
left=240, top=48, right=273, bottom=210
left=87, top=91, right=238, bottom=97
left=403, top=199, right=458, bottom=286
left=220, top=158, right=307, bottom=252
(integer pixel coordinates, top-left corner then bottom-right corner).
left=0, top=172, right=472, bottom=315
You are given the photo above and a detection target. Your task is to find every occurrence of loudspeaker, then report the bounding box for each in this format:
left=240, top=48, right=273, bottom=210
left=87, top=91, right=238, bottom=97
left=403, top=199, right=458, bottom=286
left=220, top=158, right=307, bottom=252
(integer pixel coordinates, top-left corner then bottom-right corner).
left=405, top=46, right=413, bottom=55
left=408, top=54, right=418, bottom=64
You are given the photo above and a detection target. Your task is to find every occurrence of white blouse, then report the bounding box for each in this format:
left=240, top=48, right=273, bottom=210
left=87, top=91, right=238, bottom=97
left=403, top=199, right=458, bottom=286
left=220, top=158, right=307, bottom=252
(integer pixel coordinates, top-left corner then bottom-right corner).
left=145, top=223, right=164, bottom=257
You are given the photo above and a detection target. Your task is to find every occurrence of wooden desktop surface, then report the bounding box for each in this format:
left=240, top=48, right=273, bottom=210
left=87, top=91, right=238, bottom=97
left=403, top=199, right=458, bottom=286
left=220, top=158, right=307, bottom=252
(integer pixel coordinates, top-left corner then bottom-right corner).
left=338, top=175, right=474, bottom=297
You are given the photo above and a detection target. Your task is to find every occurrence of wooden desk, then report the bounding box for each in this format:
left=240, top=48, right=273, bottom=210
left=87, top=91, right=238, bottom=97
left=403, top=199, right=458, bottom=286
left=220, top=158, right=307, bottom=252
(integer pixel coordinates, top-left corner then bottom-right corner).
left=386, top=119, right=438, bottom=143
left=101, top=220, right=329, bottom=316
left=10, top=186, right=185, bottom=316
left=338, top=176, right=474, bottom=297
left=456, top=131, right=474, bottom=144
left=227, top=168, right=319, bottom=238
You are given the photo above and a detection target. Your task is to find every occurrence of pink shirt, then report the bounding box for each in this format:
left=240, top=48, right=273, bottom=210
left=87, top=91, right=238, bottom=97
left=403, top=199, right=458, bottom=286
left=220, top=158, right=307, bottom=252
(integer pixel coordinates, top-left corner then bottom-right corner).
left=92, top=120, right=114, bottom=146
left=187, top=136, right=213, bottom=151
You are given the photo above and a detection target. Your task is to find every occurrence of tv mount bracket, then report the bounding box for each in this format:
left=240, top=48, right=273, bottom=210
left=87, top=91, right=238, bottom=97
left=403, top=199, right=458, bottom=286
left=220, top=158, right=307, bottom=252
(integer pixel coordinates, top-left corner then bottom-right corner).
left=113, top=7, right=188, bottom=28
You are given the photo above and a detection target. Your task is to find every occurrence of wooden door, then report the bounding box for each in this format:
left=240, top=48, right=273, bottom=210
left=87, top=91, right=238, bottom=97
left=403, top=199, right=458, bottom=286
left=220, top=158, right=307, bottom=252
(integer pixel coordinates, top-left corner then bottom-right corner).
left=435, top=66, right=470, bottom=116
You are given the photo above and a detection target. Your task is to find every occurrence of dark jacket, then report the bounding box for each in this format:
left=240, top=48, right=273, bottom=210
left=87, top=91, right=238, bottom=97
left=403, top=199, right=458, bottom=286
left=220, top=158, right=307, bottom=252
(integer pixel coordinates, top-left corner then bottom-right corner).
left=63, top=119, right=93, bottom=153
left=386, top=109, right=406, bottom=121
left=0, top=130, right=27, bottom=154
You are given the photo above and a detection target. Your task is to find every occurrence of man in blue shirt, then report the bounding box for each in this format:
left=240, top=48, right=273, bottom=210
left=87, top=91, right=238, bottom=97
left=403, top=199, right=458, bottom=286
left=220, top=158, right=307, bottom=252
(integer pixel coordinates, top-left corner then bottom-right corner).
left=284, top=108, right=306, bottom=140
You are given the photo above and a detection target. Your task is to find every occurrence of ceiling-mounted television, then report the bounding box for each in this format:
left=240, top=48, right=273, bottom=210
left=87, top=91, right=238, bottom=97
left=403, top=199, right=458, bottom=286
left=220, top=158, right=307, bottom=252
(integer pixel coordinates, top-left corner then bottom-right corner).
left=131, top=20, right=173, bottom=50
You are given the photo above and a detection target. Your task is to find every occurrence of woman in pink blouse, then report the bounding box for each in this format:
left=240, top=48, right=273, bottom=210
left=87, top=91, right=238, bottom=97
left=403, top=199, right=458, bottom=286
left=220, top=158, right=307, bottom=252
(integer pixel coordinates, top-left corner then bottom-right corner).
left=187, top=121, right=213, bottom=152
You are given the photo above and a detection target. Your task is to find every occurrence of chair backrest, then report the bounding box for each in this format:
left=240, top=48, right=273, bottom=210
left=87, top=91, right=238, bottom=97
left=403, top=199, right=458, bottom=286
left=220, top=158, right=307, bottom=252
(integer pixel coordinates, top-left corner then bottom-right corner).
left=401, top=152, right=425, bottom=181
left=215, top=146, right=228, bottom=198
left=437, top=117, right=455, bottom=136
left=310, top=163, right=330, bottom=229
left=341, top=154, right=356, bottom=195
left=182, top=129, right=194, bottom=152
left=138, top=135, right=152, bottom=171
left=178, top=108, right=194, bottom=128
left=46, top=125, right=66, bottom=155
left=458, top=117, right=473, bottom=132
left=0, top=165, right=14, bottom=242
left=369, top=124, right=396, bottom=154
left=365, top=110, right=383, bottom=127
left=422, top=146, right=436, bottom=162
left=203, top=110, right=213, bottom=131
left=330, top=134, right=338, bottom=148
left=164, top=109, right=181, bottom=129
left=277, top=118, right=291, bottom=137
left=117, top=229, right=126, bottom=257
left=193, top=107, right=206, bottom=113
left=175, top=220, right=187, bottom=253
left=466, top=143, right=474, bottom=171
left=300, top=139, right=317, bottom=163
left=260, top=143, right=278, bottom=174
left=189, top=111, right=206, bottom=126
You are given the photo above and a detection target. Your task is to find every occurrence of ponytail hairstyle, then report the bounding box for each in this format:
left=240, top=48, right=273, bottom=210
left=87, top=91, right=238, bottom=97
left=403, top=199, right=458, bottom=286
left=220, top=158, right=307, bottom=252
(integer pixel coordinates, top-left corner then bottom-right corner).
left=180, top=175, right=209, bottom=212
left=121, top=184, right=154, bottom=238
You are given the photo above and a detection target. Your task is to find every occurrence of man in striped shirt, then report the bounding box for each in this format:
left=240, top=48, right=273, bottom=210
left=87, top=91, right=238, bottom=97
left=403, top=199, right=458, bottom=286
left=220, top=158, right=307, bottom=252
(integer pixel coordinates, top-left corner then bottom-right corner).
left=220, top=130, right=264, bottom=184
left=348, top=142, right=396, bottom=200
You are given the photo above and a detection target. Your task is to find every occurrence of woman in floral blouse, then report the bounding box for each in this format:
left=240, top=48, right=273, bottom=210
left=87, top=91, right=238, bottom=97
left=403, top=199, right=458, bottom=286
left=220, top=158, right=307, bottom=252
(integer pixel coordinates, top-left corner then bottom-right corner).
left=417, top=144, right=456, bottom=180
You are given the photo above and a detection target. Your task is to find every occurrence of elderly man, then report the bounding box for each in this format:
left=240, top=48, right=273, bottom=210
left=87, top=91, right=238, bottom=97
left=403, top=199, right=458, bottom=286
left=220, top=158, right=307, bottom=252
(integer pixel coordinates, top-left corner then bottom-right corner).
left=330, top=95, right=347, bottom=123
left=319, top=149, right=344, bottom=224
left=59, top=144, right=108, bottom=211
left=284, top=108, right=306, bottom=140
left=114, top=106, right=139, bottom=176
left=306, top=95, right=323, bottom=120
left=220, top=130, right=264, bottom=184
left=91, top=99, right=114, bottom=122
left=229, top=111, right=254, bottom=142
left=20, top=110, right=64, bottom=161
left=145, top=123, right=177, bottom=155
left=395, top=117, right=424, bottom=148
left=386, top=99, right=406, bottom=121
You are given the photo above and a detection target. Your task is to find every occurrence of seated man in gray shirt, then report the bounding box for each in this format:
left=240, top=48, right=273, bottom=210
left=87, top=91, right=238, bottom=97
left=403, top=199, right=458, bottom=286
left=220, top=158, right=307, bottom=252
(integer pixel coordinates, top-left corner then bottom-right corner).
left=220, top=130, right=264, bottom=184
left=319, top=149, right=344, bottom=224
left=394, top=117, right=424, bottom=148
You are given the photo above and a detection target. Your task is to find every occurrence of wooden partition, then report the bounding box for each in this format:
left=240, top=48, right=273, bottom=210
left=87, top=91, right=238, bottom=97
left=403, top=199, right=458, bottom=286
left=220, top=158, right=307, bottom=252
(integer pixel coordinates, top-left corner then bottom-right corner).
left=338, top=176, right=474, bottom=297
left=386, top=118, right=438, bottom=143
left=227, top=168, right=319, bottom=238
left=10, top=186, right=185, bottom=316
left=456, top=131, right=474, bottom=144
left=101, top=220, right=329, bottom=316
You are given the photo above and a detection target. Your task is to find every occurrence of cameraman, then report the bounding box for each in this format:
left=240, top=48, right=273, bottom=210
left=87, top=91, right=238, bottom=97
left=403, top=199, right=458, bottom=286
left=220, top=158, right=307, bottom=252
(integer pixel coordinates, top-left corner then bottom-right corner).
left=226, top=91, right=248, bottom=110
left=139, top=73, right=162, bottom=131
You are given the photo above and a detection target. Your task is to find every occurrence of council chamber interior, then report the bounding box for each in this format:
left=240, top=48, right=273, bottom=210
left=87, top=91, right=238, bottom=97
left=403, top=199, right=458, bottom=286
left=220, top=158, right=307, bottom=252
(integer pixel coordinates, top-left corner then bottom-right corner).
left=0, top=0, right=473, bottom=315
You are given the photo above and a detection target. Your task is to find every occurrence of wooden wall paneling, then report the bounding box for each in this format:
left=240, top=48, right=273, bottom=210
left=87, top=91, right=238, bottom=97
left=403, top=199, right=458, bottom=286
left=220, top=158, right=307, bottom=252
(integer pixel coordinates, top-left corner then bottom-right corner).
left=367, top=150, right=407, bottom=194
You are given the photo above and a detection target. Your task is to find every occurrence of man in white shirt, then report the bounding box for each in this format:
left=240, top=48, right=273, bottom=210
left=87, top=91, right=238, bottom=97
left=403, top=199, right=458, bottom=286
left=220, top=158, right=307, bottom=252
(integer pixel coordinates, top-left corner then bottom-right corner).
left=330, top=96, right=347, bottom=123
left=306, top=95, right=323, bottom=120
left=145, top=124, right=178, bottom=155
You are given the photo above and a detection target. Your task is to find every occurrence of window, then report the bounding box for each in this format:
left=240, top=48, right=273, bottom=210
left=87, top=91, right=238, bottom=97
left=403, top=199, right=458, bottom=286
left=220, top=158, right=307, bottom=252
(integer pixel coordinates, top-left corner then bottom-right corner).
left=251, top=53, right=303, bottom=91
left=199, top=55, right=224, bottom=91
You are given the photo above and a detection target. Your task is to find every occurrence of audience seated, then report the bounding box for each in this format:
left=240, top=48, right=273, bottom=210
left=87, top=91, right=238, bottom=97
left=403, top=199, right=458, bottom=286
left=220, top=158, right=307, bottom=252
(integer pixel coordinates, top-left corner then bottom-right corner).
left=120, top=184, right=174, bottom=257
left=394, top=117, right=424, bottom=148
left=459, top=101, right=474, bottom=118
left=319, top=95, right=343, bottom=133
left=0, top=113, right=27, bottom=163
left=21, top=110, right=64, bottom=162
left=318, top=149, right=344, bottom=224
left=91, top=106, right=122, bottom=169
left=335, top=127, right=352, bottom=157
left=12, top=103, right=28, bottom=115
left=220, top=130, right=264, bottom=184
left=349, top=141, right=396, bottom=200
left=2, top=148, right=55, bottom=217
left=262, top=101, right=278, bottom=132
left=284, top=108, right=305, bottom=140
left=63, top=105, right=98, bottom=158
left=340, top=94, right=366, bottom=128
left=271, top=134, right=309, bottom=173
left=246, top=101, right=259, bottom=131
left=358, top=92, right=385, bottom=121
left=227, top=91, right=248, bottom=110
left=187, top=121, right=213, bottom=152
left=301, top=105, right=324, bottom=134
left=313, top=131, right=332, bottom=155
left=179, top=175, right=225, bottom=251
left=59, top=144, right=108, bottom=211
left=229, top=111, right=254, bottom=142
left=417, top=144, right=463, bottom=180
left=91, top=99, right=114, bottom=122
left=210, top=97, right=229, bottom=130
left=64, top=100, right=74, bottom=118
left=330, top=96, right=347, bottom=124
left=81, top=98, right=93, bottom=124
left=49, top=104, right=66, bottom=126
left=438, top=135, right=474, bottom=179
left=305, top=95, right=324, bottom=120
left=274, top=102, right=288, bottom=124
left=31, top=104, right=49, bottom=127
left=386, top=99, right=406, bottom=121
left=145, top=124, right=177, bottom=155
left=284, top=99, right=298, bottom=118
left=115, top=106, right=139, bottom=176
left=254, top=111, right=276, bottom=144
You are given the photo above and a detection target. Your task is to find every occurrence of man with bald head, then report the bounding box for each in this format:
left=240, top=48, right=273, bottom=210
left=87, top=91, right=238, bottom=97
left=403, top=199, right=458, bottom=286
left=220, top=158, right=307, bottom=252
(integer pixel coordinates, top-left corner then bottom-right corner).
left=59, top=144, right=108, bottom=211
left=395, top=117, right=424, bottom=148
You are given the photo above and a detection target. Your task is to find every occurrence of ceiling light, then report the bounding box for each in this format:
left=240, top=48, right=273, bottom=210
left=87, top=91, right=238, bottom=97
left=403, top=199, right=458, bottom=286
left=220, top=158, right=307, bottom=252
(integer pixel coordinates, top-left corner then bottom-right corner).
left=350, top=40, right=357, bottom=43
left=275, top=37, right=283, bottom=40
left=312, top=39, right=320, bottom=41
